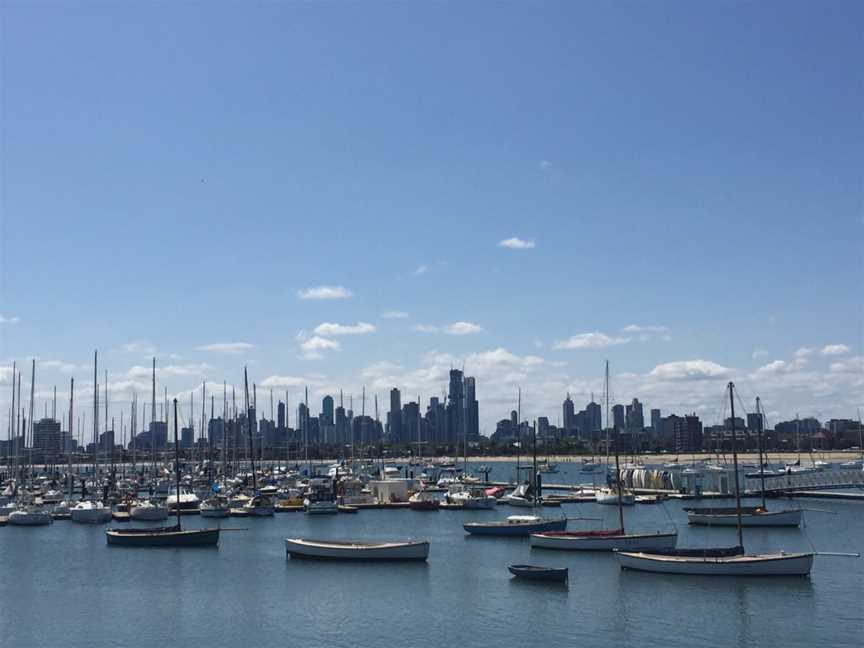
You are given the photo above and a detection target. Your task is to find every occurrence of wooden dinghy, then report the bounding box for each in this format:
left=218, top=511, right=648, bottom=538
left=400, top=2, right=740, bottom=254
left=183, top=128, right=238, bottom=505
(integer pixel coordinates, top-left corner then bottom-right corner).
left=285, top=538, right=429, bottom=561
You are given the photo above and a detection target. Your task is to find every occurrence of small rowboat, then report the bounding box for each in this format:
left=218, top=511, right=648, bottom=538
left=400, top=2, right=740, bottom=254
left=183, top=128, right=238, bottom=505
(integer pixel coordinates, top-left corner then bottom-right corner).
left=508, top=564, right=568, bottom=583
left=285, top=538, right=429, bottom=561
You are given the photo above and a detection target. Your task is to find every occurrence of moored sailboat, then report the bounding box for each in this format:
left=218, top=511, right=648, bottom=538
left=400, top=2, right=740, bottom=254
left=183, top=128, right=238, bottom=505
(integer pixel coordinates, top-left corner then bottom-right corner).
left=617, top=383, right=813, bottom=576
left=531, top=361, right=676, bottom=552
left=106, top=396, right=220, bottom=547
left=684, top=397, right=801, bottom=528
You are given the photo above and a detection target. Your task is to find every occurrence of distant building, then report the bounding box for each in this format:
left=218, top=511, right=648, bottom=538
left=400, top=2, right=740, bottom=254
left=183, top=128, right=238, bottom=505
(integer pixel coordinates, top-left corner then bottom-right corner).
left=403, top=401, right=420, bottom=446
left=562, top=394, right=576, bottom=434
left=746, top=412, right=764, bottom=433
left=322, top=395, right=334, bottom=427
left=465, top=377, right=479, bottom=440
left=651, top=409, right=661, bottom=438
left=33, top=418, right=62, bottom=455
left=425, top=397, right=447, bottom=444
left=612, top=404, right=625, bottom=431
left=181, top=426, right=194, bottom=449
left=389, top=388, right=402, bottom=443
left=277, top=402, right=286, bottom=431
left=626, top=398, right=644, bottom=434
left=447, top=370, right=464, bottom=444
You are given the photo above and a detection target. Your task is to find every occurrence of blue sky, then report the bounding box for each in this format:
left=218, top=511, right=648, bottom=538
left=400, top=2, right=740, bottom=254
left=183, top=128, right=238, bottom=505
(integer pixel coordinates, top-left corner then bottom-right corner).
left=1, top=1, right=861, bottom=435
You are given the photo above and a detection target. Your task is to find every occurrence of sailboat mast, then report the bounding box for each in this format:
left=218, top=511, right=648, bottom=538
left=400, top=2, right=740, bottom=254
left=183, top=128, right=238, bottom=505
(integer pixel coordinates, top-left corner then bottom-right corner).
left=516, top=387, right=521, bottom=484
left=151, top=358, right=156, bottom=476
left=244, top=367, right=257, bottom=492
left=93, top=351, right=98, bottom=486
left=68, top=377, right=74, bottom=499
left=27, top=359, right=35, bottom=477
left=611, top=361, right=624, bottom=533
left=172, top=399, right=181, bottom=528
left=728, top=382, right=744, bottom=549
left=755, top=397, right=767, bottom=510
left=604, top=360, right=610, bottom=466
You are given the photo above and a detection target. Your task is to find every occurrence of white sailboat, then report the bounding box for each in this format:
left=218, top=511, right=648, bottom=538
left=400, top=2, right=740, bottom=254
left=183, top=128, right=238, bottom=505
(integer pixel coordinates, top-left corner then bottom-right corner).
left=129, top=498, right=169, bottom=521
left=617, top=383, right=814, bottom=576
left=532, top=361, right=677, bottom=552
left=71, top=499, right=112, bottom=524
left=685, top=397, right=801, bottom=528
left=71, top=352, right=111, bottom=524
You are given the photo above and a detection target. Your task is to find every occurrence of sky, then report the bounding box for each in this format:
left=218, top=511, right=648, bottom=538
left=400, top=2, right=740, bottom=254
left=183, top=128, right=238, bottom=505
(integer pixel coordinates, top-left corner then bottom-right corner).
left=0, top=1, right=862, bottom=438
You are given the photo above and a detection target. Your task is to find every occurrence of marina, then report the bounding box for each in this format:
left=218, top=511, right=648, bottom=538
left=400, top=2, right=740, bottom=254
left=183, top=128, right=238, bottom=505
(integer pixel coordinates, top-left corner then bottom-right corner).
left=1, top=464, right=861, bottom=646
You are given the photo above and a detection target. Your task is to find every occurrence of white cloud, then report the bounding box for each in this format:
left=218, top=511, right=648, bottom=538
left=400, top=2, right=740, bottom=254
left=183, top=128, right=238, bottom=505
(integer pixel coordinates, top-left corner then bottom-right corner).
left=794, top=347, right=814, bottom=359
left=127, top=363, right=211, bottom=379
left=554, top=332, right=631, bottom=350
left=296, top=286, right=352, bottom=300
left=622, top=324, right=669, bottom=334
left=649, top=360, right=733, bottom=381
left=445, top=321, right=483, bottom=336
left=313, top=322, right=376, bottom=337
left=0, top=366, right=12, bottom=384
left=260, top=375, right=306, bottom=388
left=752, top=349, right=770, bottom=360
left=381, top=311, right=409, bottom=319
left=498, top=237, right=536, bottom=250
left=195, top=342, right=255, bottom=354
left=821, top=344, right=850, bottom=356
left=120, top=341, right=157, bottom=355
left=829, top=356, right=863, bottom=374
left=39, top=360, right=79, bottom=373
left=0, top=314, right=20, bottom=324
left=299, top=336, right=340, bottom=360
left=754, top=360, right=796, bottom=375
left=413, top=322, right=482, bottom=335
left=413, top=265, right=428, bottom=276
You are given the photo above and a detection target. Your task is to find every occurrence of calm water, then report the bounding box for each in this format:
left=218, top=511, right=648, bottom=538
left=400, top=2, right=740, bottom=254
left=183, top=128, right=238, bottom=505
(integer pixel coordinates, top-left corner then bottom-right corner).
left=2, top=461, right=862, bottom=648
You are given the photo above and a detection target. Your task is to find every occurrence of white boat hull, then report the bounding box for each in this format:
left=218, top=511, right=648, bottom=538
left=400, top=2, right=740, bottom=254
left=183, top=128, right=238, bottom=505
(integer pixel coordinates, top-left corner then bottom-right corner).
left=503, top=496, right=535, bottom=508
left=129, top=506, right=168, bottom=521
left=531, top=531, right=678, bottom=552
left=617, top=551, right=814, bottom=576
left=285, top=538, right=429, bottom=561
left=595, top=491, right=635, bottom=506
left=8, top=510, right=53, bottom=526
left=70, top=504, right=112, bottom=524
left=200, top=506, right=230, bottom=518
left=687, top=509, right=802, bottom=527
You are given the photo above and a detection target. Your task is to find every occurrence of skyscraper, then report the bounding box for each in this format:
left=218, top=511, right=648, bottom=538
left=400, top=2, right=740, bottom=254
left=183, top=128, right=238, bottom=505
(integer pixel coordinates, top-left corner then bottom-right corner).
left=447, top=369, right=464, bottom=445
left=277, top=401, right=286, bottom=431
left=322, top=395, right=334, bottom=426
left=389, top=388, right=402, bottom=442
left=465, top=376, right=479, bottom=439
left=625, top=398, right=644, bottom=433
left=612, top=404, right=625, bottom=431
left=562, top=394, right=576, bottom=434
left=651, top=408, right=661, bottom=437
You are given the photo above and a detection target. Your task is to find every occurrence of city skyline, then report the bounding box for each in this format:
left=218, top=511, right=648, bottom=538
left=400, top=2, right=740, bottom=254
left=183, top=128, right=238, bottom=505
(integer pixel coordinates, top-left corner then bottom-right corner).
left=1, top=3, right=862, bottom=432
